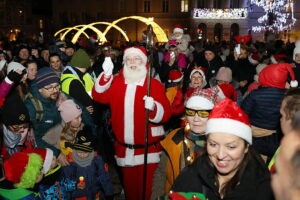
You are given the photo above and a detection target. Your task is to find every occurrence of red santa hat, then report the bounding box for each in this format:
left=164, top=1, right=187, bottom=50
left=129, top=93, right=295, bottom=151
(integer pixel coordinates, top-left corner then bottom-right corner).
left=248, top=53, right=260, bottom=65
left=168, top=70, right=183, bottom=83
left=293, top=40, right=300, bottom=61
left=123, top=46, right=147, bottom=64
left=4, top=152, right=43, bottom=188
left=259, top=63, right=298, bottom=89
left=173, top=24, right=184, bottom=34
left=190, top=67, right=207, bottom=86
left=270, top=54, right=288, bottom=64
left=24, top=148, right=54, bottom=174
left=206, top=98, right=252, bottom=144
left=217, top=83, right=237, bottom=101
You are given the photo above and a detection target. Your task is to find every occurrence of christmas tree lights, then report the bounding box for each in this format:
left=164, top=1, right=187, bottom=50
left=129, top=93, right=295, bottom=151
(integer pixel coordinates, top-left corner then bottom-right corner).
left=193, top=8, right=248, bottom=19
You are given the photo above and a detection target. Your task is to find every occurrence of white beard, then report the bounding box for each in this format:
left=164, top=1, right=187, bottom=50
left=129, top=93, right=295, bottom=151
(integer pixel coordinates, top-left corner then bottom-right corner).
left=123, top=63, right=147, bottom=84
left=175, top=35, right=183, bottom=40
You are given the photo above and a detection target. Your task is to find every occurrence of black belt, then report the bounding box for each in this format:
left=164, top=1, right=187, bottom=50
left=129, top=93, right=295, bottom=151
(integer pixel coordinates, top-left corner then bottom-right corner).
left=117, top=140, right=161, bottom=149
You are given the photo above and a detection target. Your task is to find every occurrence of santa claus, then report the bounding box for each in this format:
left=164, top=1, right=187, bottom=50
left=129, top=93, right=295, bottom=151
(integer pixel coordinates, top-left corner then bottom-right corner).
left=92, top=46, right=171, bottom=200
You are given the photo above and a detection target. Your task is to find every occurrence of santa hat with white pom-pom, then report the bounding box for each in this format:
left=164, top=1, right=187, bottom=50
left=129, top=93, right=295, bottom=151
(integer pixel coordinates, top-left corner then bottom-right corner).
left=259, top=63, right=298, bottom=89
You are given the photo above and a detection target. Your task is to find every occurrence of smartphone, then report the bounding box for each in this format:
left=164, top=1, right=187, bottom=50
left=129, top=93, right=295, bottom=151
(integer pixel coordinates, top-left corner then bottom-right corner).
left=170, top=51, right=175, bottom=58
left=235, top=44, right=241, bottom=55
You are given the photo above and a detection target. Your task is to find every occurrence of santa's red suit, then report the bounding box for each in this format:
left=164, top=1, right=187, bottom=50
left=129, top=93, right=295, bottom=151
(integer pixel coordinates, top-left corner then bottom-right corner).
left=92, top=68, right=171, bottom=200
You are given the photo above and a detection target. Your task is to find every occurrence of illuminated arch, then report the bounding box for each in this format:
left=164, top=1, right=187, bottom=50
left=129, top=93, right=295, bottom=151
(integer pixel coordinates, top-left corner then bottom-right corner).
left=104, top=16, right=168, bottom=42
left=54, top=26, right=90, bottom=40
left=71, top=22, right=129, bottom=44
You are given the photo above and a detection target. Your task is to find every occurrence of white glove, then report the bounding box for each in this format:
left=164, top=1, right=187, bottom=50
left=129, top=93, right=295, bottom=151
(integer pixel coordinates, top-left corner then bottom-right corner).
left=143, top=96, right=155, bottom=111
left=102, top=56, right=114, bottom=77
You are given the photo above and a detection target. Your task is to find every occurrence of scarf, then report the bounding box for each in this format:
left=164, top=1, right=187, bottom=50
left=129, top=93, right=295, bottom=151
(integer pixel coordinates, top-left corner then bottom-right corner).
left=187, top=131, right=206, bottom=151
left=72, top=150, right=94, bottom=167
left=3, top=125, right=21, bottom=156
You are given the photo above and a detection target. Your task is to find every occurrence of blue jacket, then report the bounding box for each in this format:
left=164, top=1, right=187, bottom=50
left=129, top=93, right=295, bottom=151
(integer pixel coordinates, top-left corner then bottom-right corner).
left=241, top=86, right=285, bottom=130
left=62, top=154, right=113, bottom=200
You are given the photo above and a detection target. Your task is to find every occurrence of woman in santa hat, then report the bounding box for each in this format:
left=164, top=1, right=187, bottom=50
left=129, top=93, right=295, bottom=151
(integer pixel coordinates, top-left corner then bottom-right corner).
left=171, top=98, right=273, bottom=200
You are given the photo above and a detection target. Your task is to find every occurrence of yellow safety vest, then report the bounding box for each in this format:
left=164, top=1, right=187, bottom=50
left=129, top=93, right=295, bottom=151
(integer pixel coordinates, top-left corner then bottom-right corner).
left=61, top=66, right=95, bottom=98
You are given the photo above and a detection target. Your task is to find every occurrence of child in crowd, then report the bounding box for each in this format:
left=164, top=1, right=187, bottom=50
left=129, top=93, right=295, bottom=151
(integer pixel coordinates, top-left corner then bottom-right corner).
left=62, top=125, right=114, bottom=200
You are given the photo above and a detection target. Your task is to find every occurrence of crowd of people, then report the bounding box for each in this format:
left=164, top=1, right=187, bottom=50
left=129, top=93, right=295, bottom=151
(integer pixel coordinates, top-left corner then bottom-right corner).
left=1, top=24, right=300, bottom=200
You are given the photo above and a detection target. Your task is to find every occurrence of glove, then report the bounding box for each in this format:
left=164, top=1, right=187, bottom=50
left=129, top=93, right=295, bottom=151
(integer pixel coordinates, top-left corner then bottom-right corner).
left=143, top=96, right=155, bottom=111
left=6, top=69, right=25, bottom=83
left=102, top=56, right=114, bottom=77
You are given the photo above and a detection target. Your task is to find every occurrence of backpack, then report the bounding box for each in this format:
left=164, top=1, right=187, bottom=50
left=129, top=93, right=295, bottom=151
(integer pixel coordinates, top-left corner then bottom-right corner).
left=25, top=92, right=44, bottom=121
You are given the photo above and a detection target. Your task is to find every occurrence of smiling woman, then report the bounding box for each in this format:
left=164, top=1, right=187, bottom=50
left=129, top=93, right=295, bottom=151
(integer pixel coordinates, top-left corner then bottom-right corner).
left=171, top=98, right=274, bottom=200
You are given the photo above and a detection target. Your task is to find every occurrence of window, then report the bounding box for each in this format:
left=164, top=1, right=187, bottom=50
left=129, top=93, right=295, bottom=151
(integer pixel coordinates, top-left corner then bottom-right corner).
left=197, top=0, right=205, bottom=8
left=214, top=23, right=223, bottom=43
left=162, top=0, right=169, bottom=12
left=213, top=0, right=222, bottom=9
left=144, top=0, right=150, bottom=13
left=181, top=0, right=188, bottom=12
left=230, top=0, right=240, bottom=8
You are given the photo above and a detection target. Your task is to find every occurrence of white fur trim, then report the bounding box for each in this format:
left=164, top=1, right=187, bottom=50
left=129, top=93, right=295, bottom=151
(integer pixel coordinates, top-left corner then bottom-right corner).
left=169, top=75, right=183, bottom=83
left=248, top=56, right=259, bottom=65
left=206, top=118, right=252, bottom=144
left=149, top=101, right=164, bottom=123
left=291, top=80, right=298, bottom=88
left=115, top=151, right=161, bottom=166
left=217, top=86, right=226, bottom=100
left=123, top=47, right=147, bottom=64
left=124, top=84, right=136, bottom=144
left=186, top=96, right=214, bottom=110
left=270, top=56, right=277, bottom=64
left=4, top=76, right=13, bottom=85
left=94, top=72, right=113, bottom=93
left=173, top=28, right=183, bottom=34
left=42, top=148, right=54, bottom=174
left=151, top=126, right=165, bottom=137
left=0, top=59, right=6, bottom=71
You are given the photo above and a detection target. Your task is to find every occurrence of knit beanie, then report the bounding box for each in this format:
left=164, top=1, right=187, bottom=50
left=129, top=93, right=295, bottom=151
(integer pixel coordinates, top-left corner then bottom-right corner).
left=206, top=98, right=252, bottom=144
left=294, top=40, right=300, bottom=61
left=73, top=125, right=95, bottom=152
left=70, top=49, right=91, bottom=69
left=35, top=67, right=60, bottom=89
left=7, top=62, right=25, bottom=74
left=1, top=92, right=30, bottom=126
left=58, top=99, right=82, bottom=123
left=215, top=67, right=232, bottom=83
left=4, top=152, right=43, bottom=188
left=259, top=63, right=298, bottom=89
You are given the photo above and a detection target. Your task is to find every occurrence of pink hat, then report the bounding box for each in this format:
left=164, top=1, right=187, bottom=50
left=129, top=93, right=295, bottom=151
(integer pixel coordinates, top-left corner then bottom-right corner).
left=173, top=24, right=184, bottom=34
left=123, top=46, right=147, bottom=64
left=206, top=98, right=252, bottom=144
left=168, top=70, right=183, bottom=83
left=217, top=83, right=237, bottom=101
left=259, top=63, right=298, bottom=89
left=215, top=67, right=232, bottom=83
left=58, top=99, right=82, bottom=123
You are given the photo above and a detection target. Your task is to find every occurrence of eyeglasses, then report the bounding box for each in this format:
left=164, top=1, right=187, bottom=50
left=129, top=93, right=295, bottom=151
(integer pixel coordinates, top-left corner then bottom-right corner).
left=9, top=123, right=30, bottom=132
left=44, top=84, right=60, bottom=91
left=125, top=57, right=142, bottom=62
left=185, top=108, right=211, bottom=118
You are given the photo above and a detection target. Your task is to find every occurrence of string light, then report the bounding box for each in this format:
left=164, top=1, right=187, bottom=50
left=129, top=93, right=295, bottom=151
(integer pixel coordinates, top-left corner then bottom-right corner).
left=193, top=8, right=248, bottom=19
left=250, top=0, right=296, bottom=32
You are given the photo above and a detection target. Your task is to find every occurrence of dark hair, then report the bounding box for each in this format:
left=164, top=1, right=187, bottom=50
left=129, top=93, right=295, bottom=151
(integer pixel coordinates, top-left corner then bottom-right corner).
left=25, top=60, right=38, bottom=68
left=49, top=53, right=61, bottom=60
left=205, top=141, right=266, bottom=197
left=283, top=88, right=300, bottom=121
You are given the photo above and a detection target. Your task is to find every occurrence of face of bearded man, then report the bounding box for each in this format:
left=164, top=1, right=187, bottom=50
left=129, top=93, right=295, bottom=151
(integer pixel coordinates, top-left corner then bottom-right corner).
left=123, top=53, right=147, bottom=84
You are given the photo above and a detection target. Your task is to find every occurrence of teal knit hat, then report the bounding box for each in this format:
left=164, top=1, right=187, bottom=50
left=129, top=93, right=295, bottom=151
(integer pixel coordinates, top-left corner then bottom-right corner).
left=70, top=49, right=91, bottom=68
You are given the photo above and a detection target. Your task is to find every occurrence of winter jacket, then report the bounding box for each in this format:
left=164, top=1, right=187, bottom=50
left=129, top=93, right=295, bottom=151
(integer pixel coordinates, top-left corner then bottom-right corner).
left=201, top=56, right=224, bottom=83
left=166, top=34, right=191, bottom=56
left=62, top=153, right=113, bottom=200
left=241, top=86, right=285, bottom=130
left=171, top=153, right=274, bottom=200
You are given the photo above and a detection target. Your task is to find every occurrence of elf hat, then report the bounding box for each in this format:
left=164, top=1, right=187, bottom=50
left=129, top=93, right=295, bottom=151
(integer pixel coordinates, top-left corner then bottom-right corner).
left=217, top=83, right=237, bottom=101
left=123, top=46, right=147, bottom=64
left=4, top=152, right=43, bottom=188
left=190, top=67, right=207, bottom=88
left=168, top=70, right=183, bottom=83
left=24, top=148, right=54, bottom=174
left=259, top=63, right=298, bottom=88
left=173, top=24, right=184, bottom=34
left=293, top=40, right=300, bottom=61
left=270, top=54, right=288, bottom=64
left=206, top=98, right=252, bottom=144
